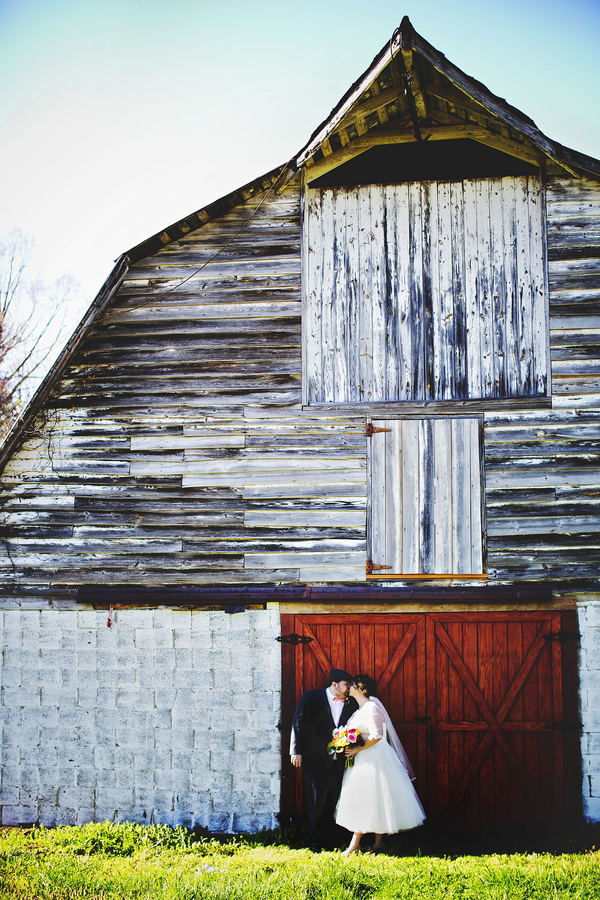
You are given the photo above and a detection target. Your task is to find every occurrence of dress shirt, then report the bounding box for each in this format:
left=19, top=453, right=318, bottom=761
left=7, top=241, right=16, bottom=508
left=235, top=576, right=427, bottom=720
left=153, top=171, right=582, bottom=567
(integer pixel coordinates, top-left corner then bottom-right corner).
left=327, top=687, right=345, bottom=727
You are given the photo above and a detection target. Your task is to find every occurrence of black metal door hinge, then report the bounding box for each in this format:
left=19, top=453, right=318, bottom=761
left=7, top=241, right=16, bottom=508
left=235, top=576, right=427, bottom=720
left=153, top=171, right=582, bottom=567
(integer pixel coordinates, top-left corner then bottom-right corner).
left=542, top=721, right=583, bottom=732
left=542, top=631, right=580, bottom=644
left=277, top=633, right=314, bottom=645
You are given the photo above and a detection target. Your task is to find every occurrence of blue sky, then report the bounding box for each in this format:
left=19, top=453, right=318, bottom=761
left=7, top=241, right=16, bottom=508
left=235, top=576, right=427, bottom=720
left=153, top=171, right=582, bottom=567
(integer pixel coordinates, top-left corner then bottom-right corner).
left=1, top=0, right=599, bottom=313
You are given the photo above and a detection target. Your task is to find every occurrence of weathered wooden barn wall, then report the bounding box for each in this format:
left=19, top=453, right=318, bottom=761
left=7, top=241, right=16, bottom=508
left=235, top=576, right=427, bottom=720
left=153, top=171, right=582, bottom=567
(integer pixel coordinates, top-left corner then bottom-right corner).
left=304, top=178, right=547, bottom=405
left=0, top=175, right=598, bottom=599
left=484, top=176, right=600, bottom=585
left=0, top=183, right=367, bottom=601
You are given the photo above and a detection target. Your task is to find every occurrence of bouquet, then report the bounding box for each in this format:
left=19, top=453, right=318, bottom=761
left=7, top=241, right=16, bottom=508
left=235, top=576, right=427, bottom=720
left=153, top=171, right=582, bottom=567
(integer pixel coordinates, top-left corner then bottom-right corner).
left=327, top=725, right=363, bottom=768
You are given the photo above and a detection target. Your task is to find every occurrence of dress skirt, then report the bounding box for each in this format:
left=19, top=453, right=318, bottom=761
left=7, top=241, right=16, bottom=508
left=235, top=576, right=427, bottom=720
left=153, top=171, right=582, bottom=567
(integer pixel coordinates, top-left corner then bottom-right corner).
left=335, top=735, right=425, bottom=834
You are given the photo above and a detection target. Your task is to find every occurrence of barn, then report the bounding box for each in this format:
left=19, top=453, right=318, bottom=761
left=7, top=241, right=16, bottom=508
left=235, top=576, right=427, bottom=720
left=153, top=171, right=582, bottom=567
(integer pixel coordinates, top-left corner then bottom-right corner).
left=1, top=16, right=599, bottom=834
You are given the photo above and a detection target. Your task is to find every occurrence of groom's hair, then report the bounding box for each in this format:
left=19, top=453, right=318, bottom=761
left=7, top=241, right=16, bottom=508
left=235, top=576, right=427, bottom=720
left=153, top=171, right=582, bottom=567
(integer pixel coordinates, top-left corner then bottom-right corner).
left=326, top=668, right=352, bottom=685
left=352, top=674, right=377, bottom=697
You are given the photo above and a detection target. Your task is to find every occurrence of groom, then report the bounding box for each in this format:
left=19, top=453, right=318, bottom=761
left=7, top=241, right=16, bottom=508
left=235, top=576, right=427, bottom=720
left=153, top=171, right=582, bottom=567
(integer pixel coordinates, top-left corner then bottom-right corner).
left=290, top=668, right=357, bottom=852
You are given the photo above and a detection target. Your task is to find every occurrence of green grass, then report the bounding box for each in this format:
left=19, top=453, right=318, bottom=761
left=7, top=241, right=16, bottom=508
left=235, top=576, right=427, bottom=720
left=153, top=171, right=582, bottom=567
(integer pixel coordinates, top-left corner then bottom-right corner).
left=1, top=822, right=599, bottom=900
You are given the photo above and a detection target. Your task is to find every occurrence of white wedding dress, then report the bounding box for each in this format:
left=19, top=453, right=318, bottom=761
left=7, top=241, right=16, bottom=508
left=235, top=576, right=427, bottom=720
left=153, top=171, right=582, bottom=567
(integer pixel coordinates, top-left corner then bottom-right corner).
left=335, top=699, right=426, bottom=834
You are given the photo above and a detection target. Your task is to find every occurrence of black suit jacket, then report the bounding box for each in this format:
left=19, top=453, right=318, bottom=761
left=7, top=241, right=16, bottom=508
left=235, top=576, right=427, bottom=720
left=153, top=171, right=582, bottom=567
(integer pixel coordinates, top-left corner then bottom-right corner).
left=290, top=688, right=358, bottom=770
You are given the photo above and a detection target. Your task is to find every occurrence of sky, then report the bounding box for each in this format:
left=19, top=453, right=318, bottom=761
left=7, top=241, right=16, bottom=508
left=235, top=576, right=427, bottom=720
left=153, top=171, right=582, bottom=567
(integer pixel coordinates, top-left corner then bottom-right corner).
left=1, top=0, right=599, bottom=326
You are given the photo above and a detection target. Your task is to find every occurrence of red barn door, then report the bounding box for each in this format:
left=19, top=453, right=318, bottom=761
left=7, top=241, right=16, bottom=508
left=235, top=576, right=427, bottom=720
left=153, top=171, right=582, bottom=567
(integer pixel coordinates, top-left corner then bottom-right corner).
left=280, top=611, right=579, bottom=832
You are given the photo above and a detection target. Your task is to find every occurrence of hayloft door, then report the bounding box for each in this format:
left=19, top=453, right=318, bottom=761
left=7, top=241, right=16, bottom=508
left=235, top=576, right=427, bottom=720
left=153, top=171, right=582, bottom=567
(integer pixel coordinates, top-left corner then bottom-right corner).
left=280, top=612, right=578, bottom=832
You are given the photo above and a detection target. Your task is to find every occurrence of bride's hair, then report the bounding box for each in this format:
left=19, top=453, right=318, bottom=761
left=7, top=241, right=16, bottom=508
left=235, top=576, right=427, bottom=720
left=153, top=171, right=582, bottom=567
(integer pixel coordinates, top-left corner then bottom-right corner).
left=352, top=674, right=377, bottom=697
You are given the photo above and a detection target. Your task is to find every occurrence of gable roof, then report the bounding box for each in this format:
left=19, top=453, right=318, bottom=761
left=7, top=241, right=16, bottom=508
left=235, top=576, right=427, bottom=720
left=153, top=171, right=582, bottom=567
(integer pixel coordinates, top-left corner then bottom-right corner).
left=1, top=16, right=599, bottom=472
left=275, top=15, right=600, bottom=189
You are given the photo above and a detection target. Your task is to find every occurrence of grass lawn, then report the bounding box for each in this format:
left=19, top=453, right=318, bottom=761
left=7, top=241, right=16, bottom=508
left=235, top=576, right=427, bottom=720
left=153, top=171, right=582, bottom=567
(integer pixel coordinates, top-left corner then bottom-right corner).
left=1, top=822, right=599, bottom=899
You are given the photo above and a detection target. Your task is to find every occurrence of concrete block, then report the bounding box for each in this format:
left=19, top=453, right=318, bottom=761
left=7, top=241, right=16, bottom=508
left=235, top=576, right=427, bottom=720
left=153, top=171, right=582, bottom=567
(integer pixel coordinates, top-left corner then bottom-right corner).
left=115, top=768, right=135, bottom=789
left=206, top=812, right=232, bottom=833
left=89, top=768, right=117, bottom=788
left=210, top=750, right=247, bottom=774
left=234, top=732, right=273, bottom=752
left=41, top=687, right=76, bottom=707
left=583, top=605, right=600, bottom=628
left=233, top=692, right=275, bottom=713
left=96, top=627, right=136, bottom=650
left=154, top=689, right=177, bottom=708
left=2, top=805, right=38, bottom=825
left=211, top=791, right=251, bottom=813
left=191, top=770, right=231, bottom=793
left=152, top=650, right=177, bottom=668
left=58, top=788, right=95, bottom=808
left=590, top=774, right=600, bottom=797
left=77, top=610, right=107, bottom=629
left=37, top=766, right=60, bottom=786
left=579, top=670, right=600, bottom=692
left=151, top=790, right=175, bottom=813
left=192, top=649, right=230, bottom=671
left=233, top=813, right=273, bottom=833
left=171, top=710, right=200, bottom=731
left=133, top=787, right=158, bottom=807
left=194, top=730, right=231, bottom=752
left=252, top=794, right=279, bottom=813
left=208, top=709, right=249, bottom=732
left=134, top=629, right=173, bottom=650
left=175, top=670, right=211, bottom=690
left=114, top=728, right=152, bottom=750
left=96, top=788, right=134, bottom=808
left=252, top=751, right=280, bottom=775
left=582, top=708, right=600, bottom=728
left=20, top=747, right=52, bottom=768
left=101, top=668, right=137, bottom=686
left=3, top=649, right=41, bottom=669
left=75, top=630, right=97, bottom=649
left=253, top=668, right=281, bottom=692
left=115, top=610, right=151, bottom=629
left=115, top=689, right=155, bottom=709
left=1, top=668, right=22, bottom=687
left=583, top=755, right=600, bottom=773
left=133, top=750, right=172, bottom=771
left=174, top=791, right=211, bottom=813
left=233, top=773, right=271, bottom=794
left=154, top=728, right=193, bottom=750
left=59, top=630, right=78, bottom=649
left=585, top=733, right=600, bottom=755
left=0, top=786, right=20, bottom=804
left=144, top=709, right=172, bottom=729
left=137, top=669, right=175, bottom=689
left=76, top=768, right=98, bottom=788
left=76, top=807, right=97, bottom=825
left=94, top=688, right=118, bottom=708
left=583, top=796, right=600, bottom=822
left=203, top=689, right=234, bottom=710
left=212, top=630, right=251, bottom=650
left=57, top=765, right=79, bottom=787
left=3, top=687, right=41, bottom=708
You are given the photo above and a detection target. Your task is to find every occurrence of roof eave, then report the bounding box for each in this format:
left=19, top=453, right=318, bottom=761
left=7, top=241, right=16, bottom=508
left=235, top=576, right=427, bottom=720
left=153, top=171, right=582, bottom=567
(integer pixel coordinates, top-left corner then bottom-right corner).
left=289, top=15, right=600, bottom=180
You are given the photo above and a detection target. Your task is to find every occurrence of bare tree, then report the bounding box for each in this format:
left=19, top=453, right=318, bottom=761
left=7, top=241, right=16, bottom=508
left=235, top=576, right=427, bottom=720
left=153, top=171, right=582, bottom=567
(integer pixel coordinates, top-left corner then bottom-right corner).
left=0, top=229, right=82, bottom=438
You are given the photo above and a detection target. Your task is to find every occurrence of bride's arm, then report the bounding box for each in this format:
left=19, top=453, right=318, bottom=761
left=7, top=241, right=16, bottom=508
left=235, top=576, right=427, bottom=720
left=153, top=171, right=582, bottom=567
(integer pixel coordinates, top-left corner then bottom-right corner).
left=345, top=704, right=384, bottom=758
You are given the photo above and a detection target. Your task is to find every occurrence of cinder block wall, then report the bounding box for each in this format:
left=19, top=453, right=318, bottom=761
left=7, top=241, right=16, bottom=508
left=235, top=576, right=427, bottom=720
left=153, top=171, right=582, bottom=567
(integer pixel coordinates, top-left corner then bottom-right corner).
left=578, top=600, right=600, bottom=822
left=0, top=607, right=281, bottom=831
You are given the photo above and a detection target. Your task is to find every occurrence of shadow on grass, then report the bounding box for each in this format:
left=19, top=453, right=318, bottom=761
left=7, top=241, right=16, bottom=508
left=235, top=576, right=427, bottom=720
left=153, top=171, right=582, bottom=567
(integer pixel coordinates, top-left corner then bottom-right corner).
left=214, top=818, right=600, bottom=858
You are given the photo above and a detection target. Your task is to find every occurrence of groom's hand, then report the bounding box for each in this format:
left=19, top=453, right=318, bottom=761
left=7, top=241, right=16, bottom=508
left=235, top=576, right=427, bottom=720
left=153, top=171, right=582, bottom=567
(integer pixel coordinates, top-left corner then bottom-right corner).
left=290, top=754, right=302, bottom=768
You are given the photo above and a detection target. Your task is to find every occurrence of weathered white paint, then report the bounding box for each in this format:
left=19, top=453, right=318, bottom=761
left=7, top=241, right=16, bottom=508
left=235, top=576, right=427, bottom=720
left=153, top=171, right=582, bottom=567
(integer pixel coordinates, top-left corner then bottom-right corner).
left=304, top=178, right=547, bottom=404
left=577, top=599, right=600, bottom=823
left=0, top=608, right=281, bottom=832
left=369, top=418, right=484, bottom=574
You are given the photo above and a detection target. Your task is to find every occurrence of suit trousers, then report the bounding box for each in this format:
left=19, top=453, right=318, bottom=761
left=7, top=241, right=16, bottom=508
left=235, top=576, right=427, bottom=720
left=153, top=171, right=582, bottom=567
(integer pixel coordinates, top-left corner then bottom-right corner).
left=303, top=761, right=344, bottom=851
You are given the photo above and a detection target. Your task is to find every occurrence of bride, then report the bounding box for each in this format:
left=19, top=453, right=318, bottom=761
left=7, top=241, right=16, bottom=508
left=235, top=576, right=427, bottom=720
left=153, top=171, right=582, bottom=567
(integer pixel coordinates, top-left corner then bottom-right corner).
left=335, top=674, right=425, bottom=855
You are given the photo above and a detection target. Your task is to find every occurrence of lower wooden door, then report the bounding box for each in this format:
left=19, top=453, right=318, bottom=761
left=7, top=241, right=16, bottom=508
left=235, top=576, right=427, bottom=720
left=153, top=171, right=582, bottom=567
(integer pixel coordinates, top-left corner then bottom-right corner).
left=280, top=611, right=580, bottom=832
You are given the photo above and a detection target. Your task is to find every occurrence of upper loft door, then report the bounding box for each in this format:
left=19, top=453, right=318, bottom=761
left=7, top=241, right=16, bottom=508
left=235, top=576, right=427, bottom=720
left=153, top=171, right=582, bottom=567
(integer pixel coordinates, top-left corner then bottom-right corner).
left=303, top=177, right=547, bottom=405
